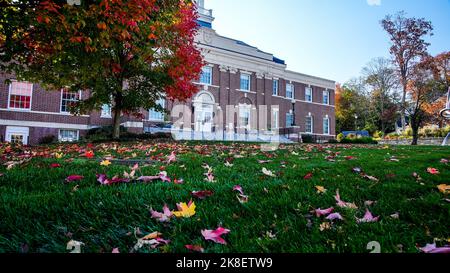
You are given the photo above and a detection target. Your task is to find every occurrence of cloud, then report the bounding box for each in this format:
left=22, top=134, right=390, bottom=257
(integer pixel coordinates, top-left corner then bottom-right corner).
left=367, top=0, right=381, bottom=6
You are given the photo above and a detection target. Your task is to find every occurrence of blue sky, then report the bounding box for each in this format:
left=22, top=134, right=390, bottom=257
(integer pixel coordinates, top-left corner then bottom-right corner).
left=205, top=0, right=450, bottom=84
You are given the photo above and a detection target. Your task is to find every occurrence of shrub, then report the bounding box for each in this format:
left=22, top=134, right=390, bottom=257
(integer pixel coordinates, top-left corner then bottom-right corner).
left=340, top=137, right=378, bottom=144
left=336, top=133, right=344, bottom=142
left=373, top=131, right=383, bottom=139
left=301, top=134, right=314, bottom=144
left=347, top=133, right=357, bottom=140
left=39, top=135, right=56, bottom=145
left=327, top=139, right=339, bottom=144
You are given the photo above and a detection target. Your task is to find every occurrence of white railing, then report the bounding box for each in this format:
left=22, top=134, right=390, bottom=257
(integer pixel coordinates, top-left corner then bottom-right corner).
left=197, top=7, right=213, bottom=17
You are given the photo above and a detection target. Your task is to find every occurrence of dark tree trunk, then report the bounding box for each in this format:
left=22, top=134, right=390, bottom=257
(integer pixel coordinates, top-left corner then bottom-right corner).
left=112, top=92, right=123, bottom=140
left=411, top=118, right=420, bottom=146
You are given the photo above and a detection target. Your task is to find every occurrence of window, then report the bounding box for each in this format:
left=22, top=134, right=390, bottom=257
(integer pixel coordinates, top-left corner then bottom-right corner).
left=272, top=80, right=279, bottom=96
left=240, top=73, right=251, bottom=91
left=286, top=83, right=294, bottom=99
left=272, top=108, right=279, bottom=129
left=305, top=87, right=313, bottom=102
left=101, top=104, right=112, bottom=118
left=61, top=90, right=80, bottom=113
left=305, top=115, right=313, bottom=133
left=59, top=129, right=79, bottom=142
left=323, top=90, right=329, bottom=105
left=8, top=81, right=33, bottom=110
left=323, top=117, right=330, bottom=135
left=200, top=66, right=212, bottom=85
left=239, top=105, right=251, bottom=129
left=286, top=113, right=294, bottom=128
left=149, top=98, right=166, bottom=121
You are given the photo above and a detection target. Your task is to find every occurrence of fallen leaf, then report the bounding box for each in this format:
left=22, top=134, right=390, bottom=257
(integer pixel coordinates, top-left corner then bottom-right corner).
left=150, top=205, right=173, bottom=222
left=185, top=245, right=204, bottom=253
left=315, top=186, right=327, bottom=194
left=236, top=194, right=249, bottom=204
left=224, top=161, right=234, bottom=167
left=112, top=248, right=120, bottom=253
left=173, top=201, right=196, bottom=218
left=335, top=189, right=358, bottom=209
left=326, top=213, right=344, bottom=221
left=191, top=190, right=214, bottom=200
left=357, top=209, right=380, bottom=223
left=427, top=168, right=439, bottom=175
left=233, top=185, right=244, bottom=195
left=100, top=160, right=111, bottom=167
left=437, top=184, right=450, bottom=194
left=419, top=243, right=450, bottom=253
left=85, top=151, right=95, bottom=159
left=50, top=163, right=61, bottom=168
left=262, top=168, right=276, bottom=177
left=201, top=227, right=230, bottom=245
left=303, top=173, right=313, bottom=180
left=319, top=222, right=331, bottom=231
left=314, top=207, right=334, bottom=217
left=65, top=175, right=84, bottom=183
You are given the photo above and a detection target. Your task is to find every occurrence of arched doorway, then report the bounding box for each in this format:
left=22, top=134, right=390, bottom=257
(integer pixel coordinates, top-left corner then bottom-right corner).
left=193, top=91, right=215, bottom=132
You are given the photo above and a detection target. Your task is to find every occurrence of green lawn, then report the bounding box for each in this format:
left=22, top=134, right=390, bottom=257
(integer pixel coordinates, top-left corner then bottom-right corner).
left=0, top=141, right=449, bottom=253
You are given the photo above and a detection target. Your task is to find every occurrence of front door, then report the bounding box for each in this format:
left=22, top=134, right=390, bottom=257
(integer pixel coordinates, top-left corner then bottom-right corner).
left=195, top=107, right=213, bottom=133
left=6, top=126, right=29, bottom=145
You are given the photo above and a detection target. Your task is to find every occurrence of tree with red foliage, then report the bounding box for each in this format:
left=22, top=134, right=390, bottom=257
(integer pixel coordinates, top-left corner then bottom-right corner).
left=0, top=0, right=204, bottom=139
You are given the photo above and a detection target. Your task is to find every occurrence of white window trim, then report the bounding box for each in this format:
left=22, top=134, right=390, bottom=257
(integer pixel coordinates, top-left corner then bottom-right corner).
left=272, top=108, right=279, bottom=129
left=149, top=98, right=166, bottom=122
left=272, top=80, right=279, bottom=96
left=323, top=90, right=330, bottom=105
left=58, top=129, right=80, bottom=142
left=100, top=104, right=112, bottom=118
left=200, top=65, right=213, bottom=86
left=305, top=115, right=314, bottom=134
left=7, top=80, right=33, bottom=111
left=286, top=83, right=295, bottom=99
left=323, top=116, right=330, bottom=135
left=60, top=89, right=82, bottom=114
left=240, top=73, right=251, bottom=92
left=305, top=87, right=313, bottom=103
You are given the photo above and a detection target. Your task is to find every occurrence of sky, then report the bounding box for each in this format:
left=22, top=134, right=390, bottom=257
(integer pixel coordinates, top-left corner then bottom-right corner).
left=204, top=0, right=450, bottom=84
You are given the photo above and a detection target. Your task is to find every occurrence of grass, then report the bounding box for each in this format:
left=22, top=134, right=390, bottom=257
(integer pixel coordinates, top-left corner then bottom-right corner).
left=0, top=141, right=449, bottom=253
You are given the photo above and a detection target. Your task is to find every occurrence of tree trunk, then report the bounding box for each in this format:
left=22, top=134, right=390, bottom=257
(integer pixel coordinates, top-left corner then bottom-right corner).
left=400, top=84, right=407, bottom=131
left=113, top=109, right=121, bottom=140
left=411, top=120, right=419, bottom=146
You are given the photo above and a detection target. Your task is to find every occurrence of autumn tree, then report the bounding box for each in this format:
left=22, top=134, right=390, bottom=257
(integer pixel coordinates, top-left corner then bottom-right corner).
left=362, top=57, right=398, bottom=134
left=381, top=11, right=433, bottom=131
left=0, top=0, right=203, bottom=139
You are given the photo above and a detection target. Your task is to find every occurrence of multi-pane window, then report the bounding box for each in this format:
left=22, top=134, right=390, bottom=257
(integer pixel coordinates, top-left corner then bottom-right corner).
left=286, top=113, right=294, bottom=128
left=286, top=83, right=294, bottom=99
left=305, top=87, right=313, bottom=102
left=272, top=109, right=279, bottom=129
left=200, top=66, right=212, bottom=85
left=9, top=81, right=33, bottom=110
left=323, top=90, right=329, bottom=105
left=10, top=134, right=24, bottom=144
left=323, top=117, right=330, bottom=135
left=149, top=98, right=166, bottom=121
left=272, top=80, right=279, bottom=96
left=239, top=106, right=251, bottom=129
left=101, top=104, right=112, bottom=118
left=240, top=73, right=251, bottom=91
left=305, top=116, right=313, bottom=133
left=61, top=90, right=80, bottom=113
left=59, top=129, right=79, bottom=142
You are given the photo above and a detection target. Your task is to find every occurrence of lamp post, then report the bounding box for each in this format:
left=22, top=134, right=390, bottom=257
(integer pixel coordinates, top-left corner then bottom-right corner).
left=354, top=114, right=358, bottom=131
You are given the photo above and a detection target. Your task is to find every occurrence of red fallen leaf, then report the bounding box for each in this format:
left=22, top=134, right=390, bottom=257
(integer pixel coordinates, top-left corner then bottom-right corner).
left=345, top=156, right=356, bottom=160
left=50, top=163, right=61, bottom=168
left=232, top=185, right=244, bottom=195
left=85, top=151, right=95, bottom=159
left=185, top=245, right=204, bottom=253
left=427, top=168, right=439, bottom=175
left=65, top=175, right=84, bottom=183
left=191, top=190, right=214, bottom=200
left=159, top=166, right=166, bottom=171
left=87, top=143, right=94, bottom=149
left=303, top=173, right=313, bottom=180
left=201, top=227, right=230, bottom=245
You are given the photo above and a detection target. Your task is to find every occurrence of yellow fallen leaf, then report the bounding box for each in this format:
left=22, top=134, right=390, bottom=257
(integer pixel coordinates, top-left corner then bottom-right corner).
left=100, top=160, right=111, bottom=166
left=437, top=184, right=450, bottom=194
left=315, top=186, right=327, bottom=194
left=142, top=231, right=162, bottom=240
left=55, top=152, right=64, bottom=159
left=173, top=201, right=196, bottom=218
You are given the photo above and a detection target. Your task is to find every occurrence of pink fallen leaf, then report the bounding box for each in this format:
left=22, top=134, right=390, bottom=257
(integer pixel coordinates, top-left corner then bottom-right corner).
left=174, top=178, right=184, bottom=184
left=65, top=175, right=84, bottom=183
left=314, top=207, right=334, bottom=217
left=419, top=243, right=450, bottom=253
left=167, top=152, right=177, bottom=164
left=303, top=172, right=313, bottom=180
left=185, top=245, right=204, bottom=253
left=233, top=185, right=244, bottom=195
left=357, top=209, right=380, bottom=223
left=159, top=171, right=172, bottom=183
left=150, top=204, right=173, bottom=222
left=137, top=176, right=160, bottom=183
left=427, top=168, right=439, bottom=175
left=440, top=159, right=448, bottom=165
left=335, top=189, right=358, bottom=209
left=112, top=248, right=120, bottom=253
left=191, top=190, right=214, bottom=200
left=326, top=212, right=343, bottom=221
left=201, top=227, right=231, bottom=245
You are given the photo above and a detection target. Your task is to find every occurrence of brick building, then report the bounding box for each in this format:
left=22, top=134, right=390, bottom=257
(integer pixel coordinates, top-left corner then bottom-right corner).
left=0, top=0, right=335, bottom=145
